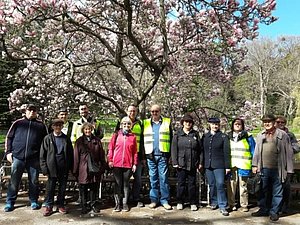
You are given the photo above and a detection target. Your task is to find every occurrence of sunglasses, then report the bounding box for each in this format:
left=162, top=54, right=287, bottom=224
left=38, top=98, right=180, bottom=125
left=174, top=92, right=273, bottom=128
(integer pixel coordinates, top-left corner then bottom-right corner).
left=122, top=122, right=132, bottom=125
left=151, top=110, right=159, bottom=113
left=276, top=121, right=285, bottom=124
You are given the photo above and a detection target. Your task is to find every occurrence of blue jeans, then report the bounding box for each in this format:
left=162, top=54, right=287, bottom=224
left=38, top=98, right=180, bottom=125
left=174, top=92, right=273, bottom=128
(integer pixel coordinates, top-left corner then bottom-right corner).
left=44, top=174, right=68, bottom=207
left=258, top=168, right=283, bottom=215
left=132, top=161, right=143, bottom=202
left=206, top=168, right=228, bottom=209
left=6, top=157, right=40, bottom=205
left=147, top=156, right=170, bottom=205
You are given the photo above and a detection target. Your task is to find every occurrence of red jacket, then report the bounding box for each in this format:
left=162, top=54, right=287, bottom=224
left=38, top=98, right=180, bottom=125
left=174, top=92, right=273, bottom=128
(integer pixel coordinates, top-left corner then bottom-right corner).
left=108, top=130, right=138, bottom=168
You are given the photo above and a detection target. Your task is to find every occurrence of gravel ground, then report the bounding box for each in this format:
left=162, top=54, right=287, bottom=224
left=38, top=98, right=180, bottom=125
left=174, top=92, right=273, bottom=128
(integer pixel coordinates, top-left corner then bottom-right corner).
left=0, top=192, right=300, bottom=225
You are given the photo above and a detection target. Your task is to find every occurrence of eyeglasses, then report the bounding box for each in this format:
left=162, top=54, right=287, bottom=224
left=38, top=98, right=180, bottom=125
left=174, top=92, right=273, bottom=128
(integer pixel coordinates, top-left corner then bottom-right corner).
left=151, top=110, right=159, bottom=113
left=276, top=121, right=285, bottom=124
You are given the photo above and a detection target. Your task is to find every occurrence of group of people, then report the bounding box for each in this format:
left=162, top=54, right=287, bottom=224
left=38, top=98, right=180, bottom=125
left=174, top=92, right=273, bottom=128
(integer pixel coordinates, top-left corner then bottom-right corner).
left=3, top=103, right=298, bottom=222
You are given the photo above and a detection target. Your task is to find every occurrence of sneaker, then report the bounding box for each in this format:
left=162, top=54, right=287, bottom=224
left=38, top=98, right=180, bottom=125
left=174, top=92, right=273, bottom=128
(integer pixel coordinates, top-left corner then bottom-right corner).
left=122, top=204, right=129, bottom=212
left=149, top=202, right=157, bottom=209
left=251, top=209, right=269, bottom=217
left=58, top=207, right=68, bottom=214
left=75, top=198, right=81, bottom=205
left=4, top=204, right=14, bottom=212
left=191, top=205, right=197, bottom=211
left=31, top=202, right=40, bottom=210
left=220, top=209, right=229, bottom=216
left=136, top=201, right=144, bottom=208
left=43, top=206, right=53, bottom=216
left=231, top=206, right=237, bottom=211
left=113, top=204, right=121, bottom=212
left=210, top=205, right=218, bottom=210
left=162, top=203, right=172, bottom=210
left=240, top=207, right=249, bottom=212
left=270, top=214, right=279, bottom=221
left=177, top=203, right=183, bottom=210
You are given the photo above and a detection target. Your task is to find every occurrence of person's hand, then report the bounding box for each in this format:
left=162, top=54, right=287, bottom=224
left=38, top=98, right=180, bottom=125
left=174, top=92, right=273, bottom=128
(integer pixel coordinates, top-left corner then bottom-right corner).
left=6, top=153, right=13, bottom=163
left=132, top=165, right=137, bottom=173
left=108, top=161, right=114, bottom=168
left=252, top=166, right=258, bottom=174
left=225, top=169, right=231, bottom=175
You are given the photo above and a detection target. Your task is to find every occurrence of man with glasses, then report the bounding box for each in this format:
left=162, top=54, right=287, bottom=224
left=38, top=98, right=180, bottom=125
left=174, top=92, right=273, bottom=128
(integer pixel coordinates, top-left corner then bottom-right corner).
left=143, top=104, right=172, bottom=210
left=275, top=115, right=299, bottom=214
left=252, top=114, right=294, bottom=221
left=4, top=104, right=48, bottom=212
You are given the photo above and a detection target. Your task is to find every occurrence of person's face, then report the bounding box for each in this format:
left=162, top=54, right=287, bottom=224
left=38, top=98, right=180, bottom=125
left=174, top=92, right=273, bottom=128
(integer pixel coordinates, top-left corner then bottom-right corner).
left=209, top=123, right=220, bottom=132
left=57, top=112, right=68, bottom=123
left=183, top=121, right=193, bottom=131
left=83, top=127, right=92, bottom=136
left=233, top=120, right=243, bottom=132
left=127, top=106, right=137, bottom=120
left=25, top=108, right=37, bottom=119
left=79, top=105, right=89, bottom=118
left=122, top=120, right=132, bottom=131
left=150, top=106, right=161, bottom=121
left=52, top=123, right=63, bottom=134
left=275, top=119, right=286, bottom=130
left=263, top=120, right=275, bottom=130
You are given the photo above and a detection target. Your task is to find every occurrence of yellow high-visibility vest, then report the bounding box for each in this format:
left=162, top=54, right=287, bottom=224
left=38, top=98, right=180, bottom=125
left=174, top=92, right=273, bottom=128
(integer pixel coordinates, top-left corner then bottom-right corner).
left=230, top=139, right=252, bottom=170
left=143, top=118, right=171, bottom=154
left=131, top=121, right=142, bottom=152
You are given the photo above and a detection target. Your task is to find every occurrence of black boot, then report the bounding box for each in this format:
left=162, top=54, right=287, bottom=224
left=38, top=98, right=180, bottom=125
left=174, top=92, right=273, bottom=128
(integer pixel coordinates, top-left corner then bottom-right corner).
left=80, top=185, right=88, bottom=214
left=113, top=194, right=121, bottom=212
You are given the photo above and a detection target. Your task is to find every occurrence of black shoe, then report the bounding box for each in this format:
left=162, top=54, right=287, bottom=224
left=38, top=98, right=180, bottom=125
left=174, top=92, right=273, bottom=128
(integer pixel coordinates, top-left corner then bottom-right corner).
left=220, top=209, right=229, bottom=216
left=91, top=206, right=100, bottom=213
left=251, top=210, right=269, bottom=217
left=270, top=214, right=279, bottom=221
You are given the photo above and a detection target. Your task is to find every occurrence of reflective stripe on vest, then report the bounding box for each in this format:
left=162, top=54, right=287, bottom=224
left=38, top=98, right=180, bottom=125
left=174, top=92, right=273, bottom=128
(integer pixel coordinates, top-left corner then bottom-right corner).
left=143, top=118, right=171, bottom=154
left=230, top=139, right=252, bottom=170
left=132, top=121, right=142, bottom=152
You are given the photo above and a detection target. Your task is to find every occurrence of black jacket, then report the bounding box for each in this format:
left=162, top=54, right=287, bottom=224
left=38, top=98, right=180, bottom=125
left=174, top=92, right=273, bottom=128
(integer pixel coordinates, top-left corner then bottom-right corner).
left=40, top=133, right=74, bottom=177
left=5, top=117, right=48, bottom=160
left=203, top=130, right=230, bottom=169
left=171, top=128, right=203, bottom=171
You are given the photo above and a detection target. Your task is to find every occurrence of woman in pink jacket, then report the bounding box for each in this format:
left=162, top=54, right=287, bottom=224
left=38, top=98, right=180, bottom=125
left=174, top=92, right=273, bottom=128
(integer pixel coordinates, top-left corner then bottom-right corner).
left=108, top=116, right=138, bottom=212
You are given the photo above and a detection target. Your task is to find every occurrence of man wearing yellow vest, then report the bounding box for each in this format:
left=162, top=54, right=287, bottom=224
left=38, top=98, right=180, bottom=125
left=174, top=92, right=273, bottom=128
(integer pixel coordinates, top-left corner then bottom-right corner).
left=143, top=104, right=172, bottom=210
left=227, top=118, right=255, bottom=212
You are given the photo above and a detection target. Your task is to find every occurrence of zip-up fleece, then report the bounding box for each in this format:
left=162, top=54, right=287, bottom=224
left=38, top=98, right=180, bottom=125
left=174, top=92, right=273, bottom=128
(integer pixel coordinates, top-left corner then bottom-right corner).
left=108, top=130, right=138, bottom=168
left=5, top=117, right=48, bottom=161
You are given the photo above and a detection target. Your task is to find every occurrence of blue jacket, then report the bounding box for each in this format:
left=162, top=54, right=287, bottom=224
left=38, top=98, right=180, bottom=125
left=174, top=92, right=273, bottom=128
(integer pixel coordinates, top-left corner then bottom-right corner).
left=5, top=117, right=48, bottom=161
left=203, top=130, right=230, bottom=169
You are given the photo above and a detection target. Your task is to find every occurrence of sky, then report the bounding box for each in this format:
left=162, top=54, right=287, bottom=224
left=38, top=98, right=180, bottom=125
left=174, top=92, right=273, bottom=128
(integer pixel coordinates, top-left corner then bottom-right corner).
left=258, top=0, right=300, bottom=38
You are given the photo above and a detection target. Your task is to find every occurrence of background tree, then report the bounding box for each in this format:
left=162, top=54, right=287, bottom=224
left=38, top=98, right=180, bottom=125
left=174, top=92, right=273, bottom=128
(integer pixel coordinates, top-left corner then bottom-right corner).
left=0, top=0, right=276, bottom=120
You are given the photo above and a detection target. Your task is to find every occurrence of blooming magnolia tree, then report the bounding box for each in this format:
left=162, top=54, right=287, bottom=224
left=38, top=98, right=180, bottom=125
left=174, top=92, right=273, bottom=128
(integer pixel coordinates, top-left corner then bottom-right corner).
left=0, top=0, right=276, bottom=118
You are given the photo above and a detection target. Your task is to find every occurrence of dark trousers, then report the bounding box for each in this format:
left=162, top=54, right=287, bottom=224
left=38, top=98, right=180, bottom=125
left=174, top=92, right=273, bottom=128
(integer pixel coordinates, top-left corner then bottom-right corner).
left=44, top=174, right=68, bottom=207
left=113, top=167, right=132, bottom=204
left=176, top=168, right=197, bottom=205
left=79, top=183, right=97, bottom=210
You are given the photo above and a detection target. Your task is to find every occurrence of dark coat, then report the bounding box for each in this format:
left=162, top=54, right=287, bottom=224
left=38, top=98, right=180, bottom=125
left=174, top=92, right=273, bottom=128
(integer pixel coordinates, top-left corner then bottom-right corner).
left=40, top=133, right=74, bottom=177
left=171, top=128, right=203, bottom=171
left=73, top=135, right=106, bottom=184
left=203, top=130, right=230, bottom=169
left=5, top=117, right=48, bottom=160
